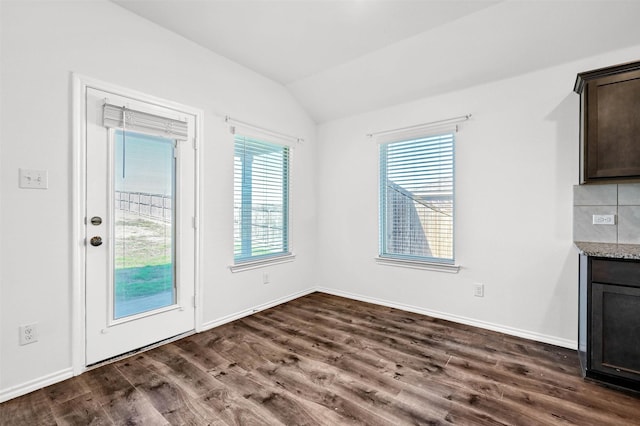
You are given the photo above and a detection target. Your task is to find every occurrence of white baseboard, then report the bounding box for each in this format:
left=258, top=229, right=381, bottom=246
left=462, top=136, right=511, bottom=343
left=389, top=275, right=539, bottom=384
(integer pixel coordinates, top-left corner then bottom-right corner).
left=201, top=287, right=316, bottom=331
left=0, top=368, right=74, bottom=404
left=1, top=285, right=577, bottom=404
left=316, top=286, right=577, bottom=350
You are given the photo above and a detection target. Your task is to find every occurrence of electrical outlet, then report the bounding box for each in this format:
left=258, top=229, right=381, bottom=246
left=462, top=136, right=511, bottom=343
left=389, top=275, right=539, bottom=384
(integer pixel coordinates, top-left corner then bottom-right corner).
left=473, top=283, right=484, bottom=298
left=19, top=169, right=48, bottom=189
left=19, top=323, right=38, bottom=345
left=263, top=273, right=270, bottom=284
left=592, top=214, right=615, bottom=225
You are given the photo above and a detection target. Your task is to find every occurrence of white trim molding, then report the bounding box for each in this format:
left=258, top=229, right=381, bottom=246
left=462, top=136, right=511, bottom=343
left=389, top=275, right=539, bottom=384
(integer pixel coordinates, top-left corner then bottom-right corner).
left=229, top=254, right=296, bottom=273
left=375, top=256, right=460, bottom=273
left=316, top=287, right=577, bottom=350
left=0, top=368, right=74, bottom=403
left=201, top=287, right=315, bottom=330
left=1, top=285, right=578, bottom=403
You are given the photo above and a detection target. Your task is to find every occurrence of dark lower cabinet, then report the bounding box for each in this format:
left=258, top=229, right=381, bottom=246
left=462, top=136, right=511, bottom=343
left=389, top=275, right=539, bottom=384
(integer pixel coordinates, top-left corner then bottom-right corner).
left=579, top=255, right=640, bottom=392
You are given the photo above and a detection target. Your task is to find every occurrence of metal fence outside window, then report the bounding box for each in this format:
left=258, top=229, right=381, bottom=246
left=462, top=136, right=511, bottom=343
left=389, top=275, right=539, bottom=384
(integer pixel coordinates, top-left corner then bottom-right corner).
left=115, top=191, right=172, bottom=222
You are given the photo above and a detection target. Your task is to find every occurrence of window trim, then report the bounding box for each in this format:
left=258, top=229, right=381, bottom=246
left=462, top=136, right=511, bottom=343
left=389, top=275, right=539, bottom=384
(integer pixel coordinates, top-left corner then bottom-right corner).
left=375, top=119, right=466, bottom=271
left=231, top=131, right=293, bottom=270
left=375, top=256, right=460, bottom=273
left=229, top=253, right=296, bottom=273
left=379, top=132, right=456, bottom=264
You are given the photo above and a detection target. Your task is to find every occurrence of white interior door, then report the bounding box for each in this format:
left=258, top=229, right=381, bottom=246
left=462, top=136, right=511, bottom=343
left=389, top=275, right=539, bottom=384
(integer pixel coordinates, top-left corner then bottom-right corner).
left=85, top=87, right=197, bottom=365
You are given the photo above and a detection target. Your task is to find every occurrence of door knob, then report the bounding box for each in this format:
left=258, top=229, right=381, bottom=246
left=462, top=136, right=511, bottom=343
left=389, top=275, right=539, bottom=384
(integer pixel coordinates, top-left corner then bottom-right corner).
left=90, top=236, right=103, bottom=247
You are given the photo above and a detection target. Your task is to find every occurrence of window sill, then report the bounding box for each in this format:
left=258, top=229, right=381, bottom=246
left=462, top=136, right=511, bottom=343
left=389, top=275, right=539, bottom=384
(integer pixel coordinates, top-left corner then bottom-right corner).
left=375, top=257, right=460, bottom=273
left=229, top=254, right=296, bottom=273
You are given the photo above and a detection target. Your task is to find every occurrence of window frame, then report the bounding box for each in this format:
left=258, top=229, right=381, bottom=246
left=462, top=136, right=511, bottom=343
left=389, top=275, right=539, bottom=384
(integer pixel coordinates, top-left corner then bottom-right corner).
left=377, top=129, right=459, bottom=273
left=231, top=133, right=295, bottom=272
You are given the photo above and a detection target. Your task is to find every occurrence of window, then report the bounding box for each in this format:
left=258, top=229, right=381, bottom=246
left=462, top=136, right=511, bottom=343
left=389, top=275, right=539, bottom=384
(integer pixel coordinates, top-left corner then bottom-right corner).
left=234, top=135, right=290, bottom=263
left=379, top=132, right=454, bottom=264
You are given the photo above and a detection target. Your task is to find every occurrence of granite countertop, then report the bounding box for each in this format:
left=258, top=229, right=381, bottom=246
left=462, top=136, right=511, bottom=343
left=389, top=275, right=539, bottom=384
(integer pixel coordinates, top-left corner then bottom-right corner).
left=574, top=241, right=640, bottom=259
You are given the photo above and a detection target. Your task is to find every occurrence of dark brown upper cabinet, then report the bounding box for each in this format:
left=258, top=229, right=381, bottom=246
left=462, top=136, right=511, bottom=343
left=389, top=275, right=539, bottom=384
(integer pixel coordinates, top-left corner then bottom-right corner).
left=575, top=61, right=640, bottom=184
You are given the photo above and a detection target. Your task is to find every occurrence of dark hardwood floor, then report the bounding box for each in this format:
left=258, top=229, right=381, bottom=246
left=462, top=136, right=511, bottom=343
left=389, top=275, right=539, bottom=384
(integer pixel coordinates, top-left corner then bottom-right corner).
left=1, top=292, right=639, bottom=425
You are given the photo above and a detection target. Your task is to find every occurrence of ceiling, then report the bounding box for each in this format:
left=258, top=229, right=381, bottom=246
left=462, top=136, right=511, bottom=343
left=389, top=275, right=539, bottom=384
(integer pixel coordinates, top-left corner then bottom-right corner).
left=113, top=0, right=640, bottom=123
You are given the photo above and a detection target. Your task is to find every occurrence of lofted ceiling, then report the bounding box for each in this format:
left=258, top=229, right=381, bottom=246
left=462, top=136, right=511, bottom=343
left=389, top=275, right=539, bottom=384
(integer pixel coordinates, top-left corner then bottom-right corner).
left=113, top=0, right=640, bottom=123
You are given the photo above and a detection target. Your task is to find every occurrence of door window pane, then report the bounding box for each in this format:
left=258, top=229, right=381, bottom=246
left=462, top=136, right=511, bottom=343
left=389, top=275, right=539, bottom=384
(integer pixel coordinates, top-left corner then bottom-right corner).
left=113, top=130, right=176, bottom=319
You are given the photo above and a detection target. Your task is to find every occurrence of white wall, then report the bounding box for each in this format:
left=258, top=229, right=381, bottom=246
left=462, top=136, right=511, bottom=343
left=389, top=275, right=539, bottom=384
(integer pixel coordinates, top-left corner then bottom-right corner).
left=316, top=45, right=640, bottom=348
left=0, top=1, right=316, bottom=398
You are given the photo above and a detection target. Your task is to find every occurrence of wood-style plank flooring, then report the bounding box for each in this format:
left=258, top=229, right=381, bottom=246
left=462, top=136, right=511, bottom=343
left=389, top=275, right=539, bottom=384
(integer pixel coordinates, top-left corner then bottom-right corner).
left=1, top=292, right=639, bottom=425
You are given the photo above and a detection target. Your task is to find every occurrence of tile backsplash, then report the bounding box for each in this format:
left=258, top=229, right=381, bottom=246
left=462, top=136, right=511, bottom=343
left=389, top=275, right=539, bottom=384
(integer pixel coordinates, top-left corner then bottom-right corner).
left=574, top=183, right=640, bottom=243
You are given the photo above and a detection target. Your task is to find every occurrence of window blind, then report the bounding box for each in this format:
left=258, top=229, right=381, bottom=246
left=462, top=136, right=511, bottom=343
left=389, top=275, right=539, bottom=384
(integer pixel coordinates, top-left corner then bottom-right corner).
left=234, top=135, right=290, bottom=263
left=380, top=132, right=455, bottom=263
left=103, top=103, right=188, bottom=140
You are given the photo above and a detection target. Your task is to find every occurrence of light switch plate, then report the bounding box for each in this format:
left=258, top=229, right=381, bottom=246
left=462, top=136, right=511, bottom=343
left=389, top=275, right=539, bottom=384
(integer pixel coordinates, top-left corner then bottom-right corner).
left=19, top=169, right=48, bottom=189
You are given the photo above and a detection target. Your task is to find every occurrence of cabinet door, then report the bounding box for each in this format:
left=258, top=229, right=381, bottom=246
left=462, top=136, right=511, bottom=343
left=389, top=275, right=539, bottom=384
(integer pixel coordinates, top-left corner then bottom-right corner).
left=585, top=70, right=640, bottom=181
left=591, top=282, right=640, bottom=380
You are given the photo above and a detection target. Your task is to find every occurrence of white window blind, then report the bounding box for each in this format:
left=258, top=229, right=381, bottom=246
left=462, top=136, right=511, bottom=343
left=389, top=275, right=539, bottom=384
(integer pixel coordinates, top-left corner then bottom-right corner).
left=103, top=103, right=188, bottom=140
left=380, top=132, right=455, bottom=263
left=234, top=135, right=290, bottom=263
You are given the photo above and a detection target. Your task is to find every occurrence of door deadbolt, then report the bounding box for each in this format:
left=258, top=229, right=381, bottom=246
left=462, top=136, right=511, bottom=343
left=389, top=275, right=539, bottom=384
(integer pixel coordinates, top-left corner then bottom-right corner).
left=90, top=216, right=102, bottom=226
left=90, top=236, right=103, bottom=247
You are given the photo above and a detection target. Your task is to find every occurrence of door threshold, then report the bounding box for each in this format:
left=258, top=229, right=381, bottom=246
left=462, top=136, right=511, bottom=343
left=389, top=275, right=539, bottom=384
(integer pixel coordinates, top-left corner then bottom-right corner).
left=85, top=329, right=195, bottom=371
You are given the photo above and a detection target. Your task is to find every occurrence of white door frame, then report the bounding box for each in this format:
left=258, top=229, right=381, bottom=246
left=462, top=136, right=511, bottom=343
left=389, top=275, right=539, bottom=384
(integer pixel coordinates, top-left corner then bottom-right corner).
left=71, top=74, right=203, bottom=374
